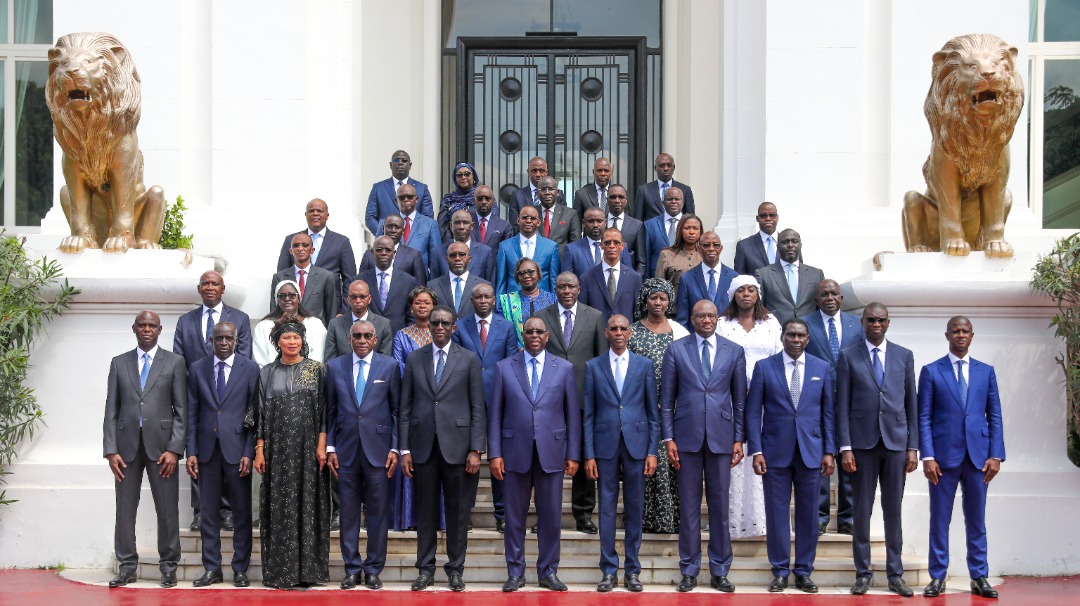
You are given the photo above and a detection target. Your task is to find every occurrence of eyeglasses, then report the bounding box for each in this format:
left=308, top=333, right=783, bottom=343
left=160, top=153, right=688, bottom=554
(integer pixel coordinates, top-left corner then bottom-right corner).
left=429, top=319, right=454, bottom=327
left=447, top=251, right=469, bottom=258
left=519, top=215, right=540, bottom=222
left=692, top=313, right=718, bottom=320
left=475, top=195, right=494, bottom=201
left=607, top=326, right=631, bottom=332
left=864, top=317, right=890, bottom=324
left=391, top=158, right=409, bottom=164
left=351, top=331, right=376, bottom=340
left=397, top=194, right=417, bottom=200
left=276, top=292, right=299, bottom=300
left=516, top=269, right=538, bottom=277
left=347, top=293, right=370, bottom=300
left=455, top=171, right=473, bottom=178
left=522, top=328, right=546, bottom=336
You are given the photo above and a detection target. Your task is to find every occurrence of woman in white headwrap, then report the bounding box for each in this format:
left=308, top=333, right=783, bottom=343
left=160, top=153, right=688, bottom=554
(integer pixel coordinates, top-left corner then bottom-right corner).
left=252, top=280, right=328, bottom=367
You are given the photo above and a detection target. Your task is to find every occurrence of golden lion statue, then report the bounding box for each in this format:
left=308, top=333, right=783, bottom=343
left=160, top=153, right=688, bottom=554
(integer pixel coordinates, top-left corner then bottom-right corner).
left=902, top=34, right=1024, bottom=258
left=46, top=32, right=164, bottom=253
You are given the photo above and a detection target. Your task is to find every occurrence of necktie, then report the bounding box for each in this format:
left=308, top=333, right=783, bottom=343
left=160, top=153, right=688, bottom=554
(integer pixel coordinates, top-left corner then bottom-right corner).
left=298, top=269, right=307, bottom=299
left=355, top=359, right=367, bottom=403
left=403, top=215, right=412, bottom=243
left=872, top=348, right=884, bottom=386
left=593, top=241, right=601, bottom=265
left=828, top=316, right=840, bottom=361
left=479, top=217, right=488, bottom=243
left=435, top=349, right=445, bottom=388
left=530, top=357, right=540, bottom=399
left=785, top=263, right=797, bottom=301
left=611, top=215, right=620, bottom=230
left=379, top=271, right=389, bottom=308
left=660, top=182, right=669, bottom=200
left=599, top=188, right=607, bottom=212
left=522, top=238, right=532, bottom=259
left=607, top=267, right=617, bottom=303
left=765, top=235, right=775, bottom=264
left=216, top=360, right=227, bottom=400
left=479, top=319, right=488, bottom=350
left=532, top=188, right=539, bottom=205
left=667, top=217, right=678, bottom=246
left=707, top=269, right=717, bottom=302
left=956, top=360, right=968, bottom=404
left=204, top=308, right=215, bottom=354
left=790, top=360, right=802, bottom=409
left=614, top=356, right=625, bottom=396
left=140, top=352, right=150, bottom=390
left=543, top=209, right=551, bottom=238
left=563, top=309, right=573, bottom=346
left=310, top=232, right=321, bottom=264
left=700, top=341, right=712, bottom=381
left=396, top=180, right=404, bottom=191
left=453, top=277, right=464, bottom=312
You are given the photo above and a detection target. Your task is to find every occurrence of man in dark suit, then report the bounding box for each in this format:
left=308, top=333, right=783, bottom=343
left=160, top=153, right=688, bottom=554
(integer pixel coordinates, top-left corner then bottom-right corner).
left=733, top=202, right=781, bottom=276
left=573, top=157, right=613, bottom=222
left=800, top=278, right=864, bottom=537
left=365, top=149, right=434, bottom=235
left=536, top=176, right=580, bottom=254
left=675, top=232, right=739, bottom=331
left=918, top=316, right=1005, bottom=599
left=605, top=185, right=646, bottom=274
left=326, top=319, right=401, bottom=591
left=661, top=300, right=745, bottom=593
left=399, top=306, right=486, bottom=592
left=432, top=210, right=495, bottom=282
left=358, top=214, right=427, bottom=286
left=643, top=185, right=686, bottom=277
left=583, top=314, right=659, bottom=593
left=430, top=242, right=491, bottom=319
left=357, top=236, right=419, bottom=333
left=472, top=185, right=514, bottom=248
left=755, top=229, right=825, bottom=325
left=535, top=271, right=606, bottom=534
left=495, top=205, right=560, bottom=294
left=561, top=207, right=630, bottom=281
left=271, top=232, right=339, bottom=326
left=579, top=227, right=642, bottom=323
left=377, top=183, right=442, bottom=268
left=488, top=317, right=581, bottom=592
left=507, top=156, right=565, bottom=227
left=634, top=153, right=695, bottom=222
left=104, top=310, right=187, bottom=588
left=276, top=198, right=357, bottom=306
left=326, top=280, right=393, bottom=359
left=184, top=322, right=259, bottom=588
left=836, top=303, right=918, bottom=597
left=453, top=283, right=520, bottom=533
left=746, top=318, right=836, bottom=594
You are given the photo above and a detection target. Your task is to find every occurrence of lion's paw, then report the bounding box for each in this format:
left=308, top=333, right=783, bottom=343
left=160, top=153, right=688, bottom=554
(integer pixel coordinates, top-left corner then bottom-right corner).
left=59, top=236, right=92, bottom=253
left=134, top=240, right=162, bottom=250
left=983, top=240, right=1014, bottom=258
left=942, top=239, right=971, bottom=256
left=907, top=245, right=935, bottom=253
left=103, top=236, right=132, bottom=253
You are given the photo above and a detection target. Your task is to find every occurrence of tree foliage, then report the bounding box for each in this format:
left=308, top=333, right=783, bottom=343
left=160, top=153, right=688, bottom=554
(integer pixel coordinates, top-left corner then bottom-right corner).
left=159, top=195, right=194, bottom=250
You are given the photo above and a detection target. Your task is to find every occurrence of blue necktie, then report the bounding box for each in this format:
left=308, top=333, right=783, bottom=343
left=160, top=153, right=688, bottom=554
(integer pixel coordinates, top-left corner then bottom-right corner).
left=435, top=350, right=446, bottom=388
left=786, top=263, right=798, bottom=301
left=614, top=356, right=625, bottom=396
left=204, top=309, right=215, bottom=354
left=216, top=360, right=227, bottom=400
left=530, top=357, right=540, bottom=399
left=765, top=235, right=775, bottom=264
left=593, top=241, right=601, bottom=265
left=310, top=232, right=321, bottom=264
left=872, top=348, right=884, bottom=386
left=563, top=310, right=573, bottom=347
left=139, top=352, right=150, bottom=390
left=355, top=359, right=367, bottom=403
left=707, top=269, right=717, bottom=302
left=701, top=341, right=712, bottom=382
left=828, top=316, right=840, bottom=361
left=522, top=239, right=532, bottom=259
left=956, top=360, right=968, bottom=405
left=453, top=277, right=464, bottom=312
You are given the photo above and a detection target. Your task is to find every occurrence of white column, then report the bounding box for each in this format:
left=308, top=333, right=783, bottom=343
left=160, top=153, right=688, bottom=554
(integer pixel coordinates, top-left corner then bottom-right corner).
left=180, top=0, right=213, bottom=207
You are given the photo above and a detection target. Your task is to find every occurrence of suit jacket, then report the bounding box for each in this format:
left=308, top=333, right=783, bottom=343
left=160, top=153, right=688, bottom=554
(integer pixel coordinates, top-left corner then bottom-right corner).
left=398, top=343, right=486, bottom=465
left=488, top=352, right=581, bottom=473
left=173, top=304, right=253, bottom=370
left=573, top=182, right=604, bottom=222
left=270, top=264, right=339, bottom=327
left=836, top=342, right=918, bottom=452
left=365, top=176, right=434, bottom=235
left=431, top=240, right=495, bottom=283
left=103, top=348, right=187, bottom=462
left=326, top=352, right=401, bottom=468
left=643, top=214, right=674, bottom=277
left=378, top=214, right=442, bottom=268
left=324, top=312, right=393, bottom=359
left=746, top=352, right=836, bottom=468
left=357, top=268, right=418, bottom=334
left=429, top=272, right=491, bottom=319
left=755, top=261, right=826, bottom=325
left=733, top=232, right=771, bottom=276
left=358, top=245, right=427, bottom=287
left=471, top=212, right=514, bottom=248
left=494, top=235, right=561, bottom=294
left=633, top=179, right=695, bottom=223
left=614, top=214, right=647, bottom=274
left=584, top=352, right=659, bottom=461
left=801, top=310, right=864, bottom=383
left=186, top=353, right=259, bottom=464
left=534, top=302, right=606, bottom=408
left=579, top=262, right=642, bottom=323
left=537, top=203, right=581, bottom=251
left=559, top=238, right=632, bottom=282
left=276, top=228, right=357, bottom=306
left=675, top=262, right=740, bottom=331
left=917, top=355, right=1005, bottom=468
left=660, top=335, right=746, bottom=454
left=507, top=186, right=566, bottom=228
left=453, top=314, right=520, bottom=406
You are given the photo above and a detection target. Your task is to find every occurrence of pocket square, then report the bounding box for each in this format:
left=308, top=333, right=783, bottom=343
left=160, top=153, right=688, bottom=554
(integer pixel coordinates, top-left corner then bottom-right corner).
left=374, top=379, right=386, bottom=384
left=810, top=376, right=821, bottom=381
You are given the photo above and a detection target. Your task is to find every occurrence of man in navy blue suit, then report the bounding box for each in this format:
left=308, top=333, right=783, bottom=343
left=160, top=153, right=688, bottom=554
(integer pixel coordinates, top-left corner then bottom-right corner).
left=472, top=185, right=514, bottom=248
left=579, top=227, right=641, bottom=323
left=675, top=232, right=739, bottom=331
left=799, top=279, right=864, bottom=536
left=365, top=149, right=434, bottom=235
left=185, top=322, right=259, bottom=588
left=357, top=214, right=427, bottom=286
left=583, top=314, right=658, bottom=593
left=918, top=316, right=1005, bottom=599
left=429, top=242, right=491, bottom=320
left=733, top=202, right=780, bottom=276
left=506, top=157, right=565, bottom=228
left=488, top=317, right=581, bottom=592
left=326, top=319, right=401, bottom=591
left=276, top=198, right=358, bottom=307
left=561, top=207, right=630, bottom=281
left=495, top=205, right=560, bottom=294
left=432, top=210, right=495, bottom=283
left=747, top=318, right=836, bottom=594
left=357, top=236, right=419, bottom=333
left=661, top=300, right=746, bottom=593
left=643, top=185, right=686, bottom=277
left=377, top=183, right=442, bottom=268
left=634, top=153, right=695, bottom=223
left=605, top=185, right=647, bottom=274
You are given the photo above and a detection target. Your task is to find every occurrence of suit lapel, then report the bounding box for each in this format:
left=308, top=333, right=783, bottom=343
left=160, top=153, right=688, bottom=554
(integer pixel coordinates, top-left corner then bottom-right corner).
left=462, top=318, right=482, bottom=355
left=204, top=358, right=223, bottom=405
left=856, top=344, right=875, bottom=382
left=938, top=358, right=964, bottom=410
left=512, top=354, right=534, bottom=401
left=602, top=354, right=619, bottom=395
left=125, top=350, right=142, bottom=394
left=435, top=344, right=461, bottom=396
left=141, top=351, right=164, bottom=394
left=421, top=346, right=438, bottom=395
left=682, top=337, right=708, bottom=388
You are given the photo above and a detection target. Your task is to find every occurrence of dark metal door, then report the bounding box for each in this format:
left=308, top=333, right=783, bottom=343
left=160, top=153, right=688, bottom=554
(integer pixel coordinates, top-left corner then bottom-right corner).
left=457, top=37, right=647, bottom=214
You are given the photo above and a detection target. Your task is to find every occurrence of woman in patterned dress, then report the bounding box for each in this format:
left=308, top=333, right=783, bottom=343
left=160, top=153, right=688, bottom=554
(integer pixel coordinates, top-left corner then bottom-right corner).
left=496, top=257, right=557, bottom=347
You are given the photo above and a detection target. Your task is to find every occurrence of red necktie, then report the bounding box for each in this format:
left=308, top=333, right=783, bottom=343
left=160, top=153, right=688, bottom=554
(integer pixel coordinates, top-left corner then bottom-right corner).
left=543, top=210, right=551, bottom=238
left=479, top=319, right=488, bottom=350
left=298, top=269, right=306, bottom=299
left=403, top=216, right=412, bottom=243
left=479, top=217, right=487, bottom=243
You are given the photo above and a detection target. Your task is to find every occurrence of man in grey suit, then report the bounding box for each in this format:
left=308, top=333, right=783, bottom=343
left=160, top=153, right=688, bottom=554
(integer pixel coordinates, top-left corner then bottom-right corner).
left=104, top=310, right=187, bottom=588
left=327, top=280, right=393, bottom=360
left=836, top=303, right=918, bottom=597
left=429, top=242, right=491, bottom=319
left=733, top=202, right=780, bottom=276
left=573, top=157, right=613, bottom=221
left=537, top=176, right=581, bottom=253
left=754, top=229, right=825, bottom=325
left=271, top=232, right=339, bottom=327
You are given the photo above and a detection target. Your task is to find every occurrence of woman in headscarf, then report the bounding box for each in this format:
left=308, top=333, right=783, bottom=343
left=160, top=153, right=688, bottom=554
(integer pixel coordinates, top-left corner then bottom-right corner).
left=496, top=257, right=557, bottom=347
left=628, top=278, right=689, bottom=534
left=253, top=280, right=328, bottom=367
left=437, top=162, right=480, bottom=240
left=653, top=214, right=704, bottom=293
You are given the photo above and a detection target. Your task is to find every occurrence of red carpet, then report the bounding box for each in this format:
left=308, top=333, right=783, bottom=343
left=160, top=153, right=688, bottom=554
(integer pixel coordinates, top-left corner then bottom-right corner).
left=1, top=570, right=1077, bottom=605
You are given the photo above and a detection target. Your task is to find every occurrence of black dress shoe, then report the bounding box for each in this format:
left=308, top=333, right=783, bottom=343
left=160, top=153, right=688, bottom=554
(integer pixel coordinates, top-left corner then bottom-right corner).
left=710, top=575, right=735, bottom=592
left=193, top=570, right=223, bottom=587
left=365, top=573, right=383, bottom=589
left=624, top=573, right=643, bottom=592
left=576, top=518, right=599, bottom=534
left=795, top=575, right=818, bottom=593
left=189, top=516, right=201, bottom=532
left=502, top=576, right=525, bottom=592
left=495, top=518, right=505, bottom=533
left=233, top=571, right=249, bottom=587
left=160, top=572, right=177, bottom=588
left=411, top=573, right=434, bottom=591
left=339, top=573, right=360, bottom=590
left=818, top=522, right=827, bottom=535
left=108, top=570, right=138, bottom=588
left=851, top=575, right=871, bottom=595
left=889, top=577, right=914, bottom=597
left=596, top=573, right=616, bottom=592
left=222, top=514, right=234, bottom=532
left=837, top=522, right=854, bottom=535
left=971, top=577, right=998, bottom=598
left=676, top=574, right=697, bottom=592
left=530, top=524, right=538, bottom=534
left=539, top=573, right=568, bottom=591
left=330, top=514, right=340, bottom=531
left=768, top=576, right=788, bottom=592
left=449, top=573, right=465, bottom=592
left=923, top=578, right=946, bottom=597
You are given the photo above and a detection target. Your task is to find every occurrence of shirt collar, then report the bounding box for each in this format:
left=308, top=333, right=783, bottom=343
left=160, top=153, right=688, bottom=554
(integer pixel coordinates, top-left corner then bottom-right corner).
left=402, top=210, right=417, bottom=221
left=666, top=212, right=682, bottom=222
left=701, top=262, right=720, bottom=277
left=138, top=345, right=159, bottom=360
left=783, top=351, right=806, bottom=365
left=352, top=311, right=370, bottom=323
left=294, top=263, right=312, bottom=272
left=475, top=312, right=493, bottom=324
left=866, top=339, right=888, bottom=355
left=658, top=179, right=673, bottom=187
left=819, top=310, right=841, bottom=323
left=759, top=231, right=775, bottom=243
left=214, top=353, right=235, bottom=367
left=308, top=227, right=327, bottom=238
left=451, top=270, right=471, bottom=283
left=608, top=349, right=628, bottom=365
left=559, top=303, right=577, bottom=316
left=602, top=260, right=620, bottom=272
left=203, top=302, right=224, bottom=315
left=948, top=352, right=969, bottom=365
left=352, top=351, right=374, bottom=366
left=695, top=333, right=716, bottom=349
left=519, top=233, right=537, bottom=245
left=524, top=349, right=546, bottom=366
left=433, top=341, right=452, bottom=356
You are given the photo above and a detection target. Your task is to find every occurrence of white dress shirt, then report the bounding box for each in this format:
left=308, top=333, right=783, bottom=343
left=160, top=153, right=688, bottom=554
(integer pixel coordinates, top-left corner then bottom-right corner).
left=524, top=349, right=546, bottom=384
left=609, top=348, right=629, bottom=391
left=213, top=353, right=235, bottom=386
left=307, top=227, right=327, bottom=262
left=202, top=303, right=224, bottom=341
left=519, top=234, right=538, bottom=258
left=558, top=303, right=578, bottom=334
left=602, top=261, right=620, bottom=290
left=138, top=345, right=159, bottom=373
left=433, top=341, right=452, bottom=375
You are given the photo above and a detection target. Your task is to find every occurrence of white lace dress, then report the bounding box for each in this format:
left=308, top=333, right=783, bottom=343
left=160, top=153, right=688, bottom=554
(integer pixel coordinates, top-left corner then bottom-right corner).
left=717, top=315, right=782, bottom=538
